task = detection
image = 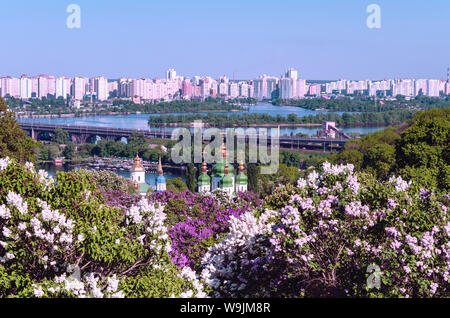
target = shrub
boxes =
[0,159,205,298]
[151,190,262,270]
[201,162,449,298]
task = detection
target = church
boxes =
[198,144,248,197]
[130,143,248,197]
[130,154,166,196]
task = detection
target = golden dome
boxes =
[132,154,145,172]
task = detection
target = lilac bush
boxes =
[0,159,206,298]
[201,162,449,298]
[100,189,141,210]
[151,190,262,269]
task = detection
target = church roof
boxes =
[236,161,247,185]
[138,183,150,194]
[212,159,234,177]
[156,174,166,184]
[132,154,145,172]
[221,174,234,188]
[198,173,211,185]
[236,173,248,185]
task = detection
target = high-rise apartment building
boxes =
[94,77,109,101]
[55,77,68,99]
[20,75,32,99]
[166,69,177,81]
[285,68,298,80]
[37,75,49,99]
[427,79,440,97]
[253,75,279,100]
[229,82,239,98]
[73,77,86,100]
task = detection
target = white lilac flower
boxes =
[388,176,412,192]
[180,290,194,298]
[6,191,28,215]
[2,227,12,238]
[346,175,360,194]
[111,291,125,298]
[322,162,354,176]
[0,205,11,220]
[106,275,120,294]
[297,178,307,189]
[37,170,55,190]
[307,171,319,189]
[25,162,35,172]
[0,157,12,171]
[137,235,145,245]
[33,285,44,297]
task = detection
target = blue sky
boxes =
[0,0,449,80]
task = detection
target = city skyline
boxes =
[0,0,449,79]
[2,67,449,101]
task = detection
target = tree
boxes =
[62,142,76,160]
[128,132,148,155]
[0,97,38,163]
[166,177,188,192]
[185,163,197,192]
[247,163,258,193]
[395,108,450,190]
[363,143,396,179]
[51,128,70,144]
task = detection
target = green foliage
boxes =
[256,164,299,197]
[330,108,449,191]
[272,96,450,112]
[149,109,417,128]
[247,164,258,192]
[280,150,330,169]
[363,143,396,179]
[62,142,76,160]
[87,169,137,194]
[166,177,188,192]
[0,97,38,163]
[185,164,197,192]
[51,128,70,145]
[395,108,450,191]
[37,143,61,161]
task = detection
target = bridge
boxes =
[19,122,351,151]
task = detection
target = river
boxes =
[18,102,385,136]
[38,162,184,187]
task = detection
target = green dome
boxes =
[198,173,211,185]
[235,173,248,185]
[221,174,234,188]
[212,160,234,177]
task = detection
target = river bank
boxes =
[16,108,245,119]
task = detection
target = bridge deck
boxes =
[19,122,352,145]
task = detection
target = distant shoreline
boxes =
[16,108,244,119]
